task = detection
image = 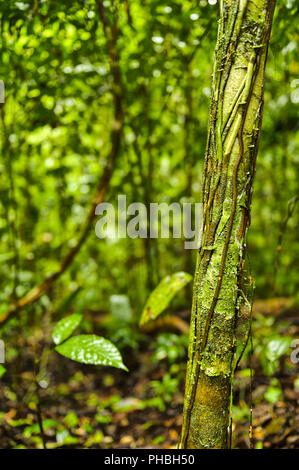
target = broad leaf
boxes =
[55,334,128,371]
[265,337,293,361]
[52,313,82,345]
[140,271,192,327]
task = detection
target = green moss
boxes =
[180,0,275,449]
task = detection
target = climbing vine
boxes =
[180,0,276,449]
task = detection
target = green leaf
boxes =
[24,419,59,437]
[140,272,192,326]
[264,386,282,404]
[55,334,128,371]
[0,365,6,378]
[52,313,82,345]
[265,337,293,362]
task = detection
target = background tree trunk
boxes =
[180,0,276,449]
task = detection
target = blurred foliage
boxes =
[140,272,192,326]
[152,332,188,364]
[0,0,298,333]
[0,0,298,449]
[252,313,294,376]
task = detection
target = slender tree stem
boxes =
[180,0,276,449]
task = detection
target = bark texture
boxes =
[180,0,276,449]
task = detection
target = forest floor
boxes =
[0,300,298,449]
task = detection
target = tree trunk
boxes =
[180,0,276,449]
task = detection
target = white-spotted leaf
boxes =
[52,313,82,345]
[55,334,128,371]
[140,271,192,327]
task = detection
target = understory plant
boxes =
[27,313,127,448]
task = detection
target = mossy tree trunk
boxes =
[180,0,276,449]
